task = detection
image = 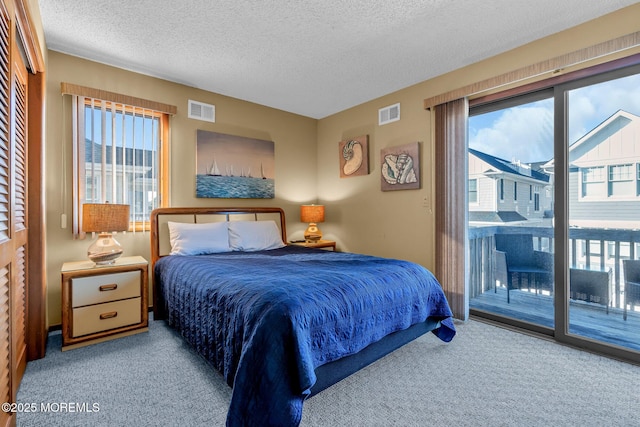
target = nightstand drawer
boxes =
[72,297,142,337]
[71,271,141,307]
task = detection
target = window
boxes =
[499,179,504,201]
[514,181,518,201]
[64,85,175,236]
[608,164,633,197]
[469,179,478,203]
[534,186,541,212]
[581,166,606,198]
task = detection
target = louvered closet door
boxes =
[0,3,12,423]
[10,42,28,396]
[0,1,29,423]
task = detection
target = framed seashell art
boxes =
[339,135,369,178]
[380,142,421,191]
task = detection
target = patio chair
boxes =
[569,268,610,314]
[622,259,640,321]
[494,234,553,303]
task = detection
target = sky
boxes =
[195,129,275,178]
[469,73,640,164]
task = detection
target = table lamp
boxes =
[300,204,325,242]
[82,203,130,265]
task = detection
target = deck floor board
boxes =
[470,287,640,351]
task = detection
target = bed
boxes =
[150,207,456,427]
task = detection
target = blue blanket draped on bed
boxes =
[154,246,456,427]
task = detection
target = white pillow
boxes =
[228,220,285,251]
[167,221,230,255]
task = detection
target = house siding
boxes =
[570,172,640,227]
[568,111,640,228]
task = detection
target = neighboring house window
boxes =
[514,181,518,201]
[469,179,478,204]
[534,186,540,212]
[66,88,175,237]
[499,179,504,201]
[608,163,634,197]
[529,184,532,201]
[581,166,605,198]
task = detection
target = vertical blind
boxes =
[70,94,169,238]
[434,98,469,320]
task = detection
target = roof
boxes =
[469,148,550,183]
[543,110,639,169]
[469,211,528,223]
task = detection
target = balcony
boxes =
[468,225,640,352]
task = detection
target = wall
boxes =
[43,4,640,326]
[44,52,318,325]
[315,4,640,271]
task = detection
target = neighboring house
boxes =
[542,110,640,230]
[468,148,553,224]
[543,110,640,268]
[84,140,158,220]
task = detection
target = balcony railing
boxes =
[468,225,640,310]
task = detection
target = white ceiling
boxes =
[38,0,637,119]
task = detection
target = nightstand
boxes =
[289,240,336,251]
[61,256,149,351]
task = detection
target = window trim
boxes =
[68,92,172,237]
[468,178,479,205]
[608,163,633,182]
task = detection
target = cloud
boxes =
[470,100,553,163]
[568,74,640,142]
[470,73,640,163]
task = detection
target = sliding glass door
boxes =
[564,72,640,351]
[468,62,640,358]
[468,92,555,331]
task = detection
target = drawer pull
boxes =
[99,284,118,292]
[99,311,118,320]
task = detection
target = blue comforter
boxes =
[154,246,455,426]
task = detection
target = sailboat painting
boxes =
[196,130,275,198]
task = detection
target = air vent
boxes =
[188,100,215,123]
[378,103,400,125]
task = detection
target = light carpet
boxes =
[16,317,639,426]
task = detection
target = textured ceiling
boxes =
[38,0,637,119]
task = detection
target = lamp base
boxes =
[304,223,322,242]
[87,233,124,265]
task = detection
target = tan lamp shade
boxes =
[82,203,130,233]
[301,205,325,242]
[300,204,325,224]
[82,203,130,265]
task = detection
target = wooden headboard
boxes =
[150,206,286,265]
[150,207,287,316]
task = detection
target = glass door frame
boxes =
[468,57,640,365]
[553,65,640,362]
